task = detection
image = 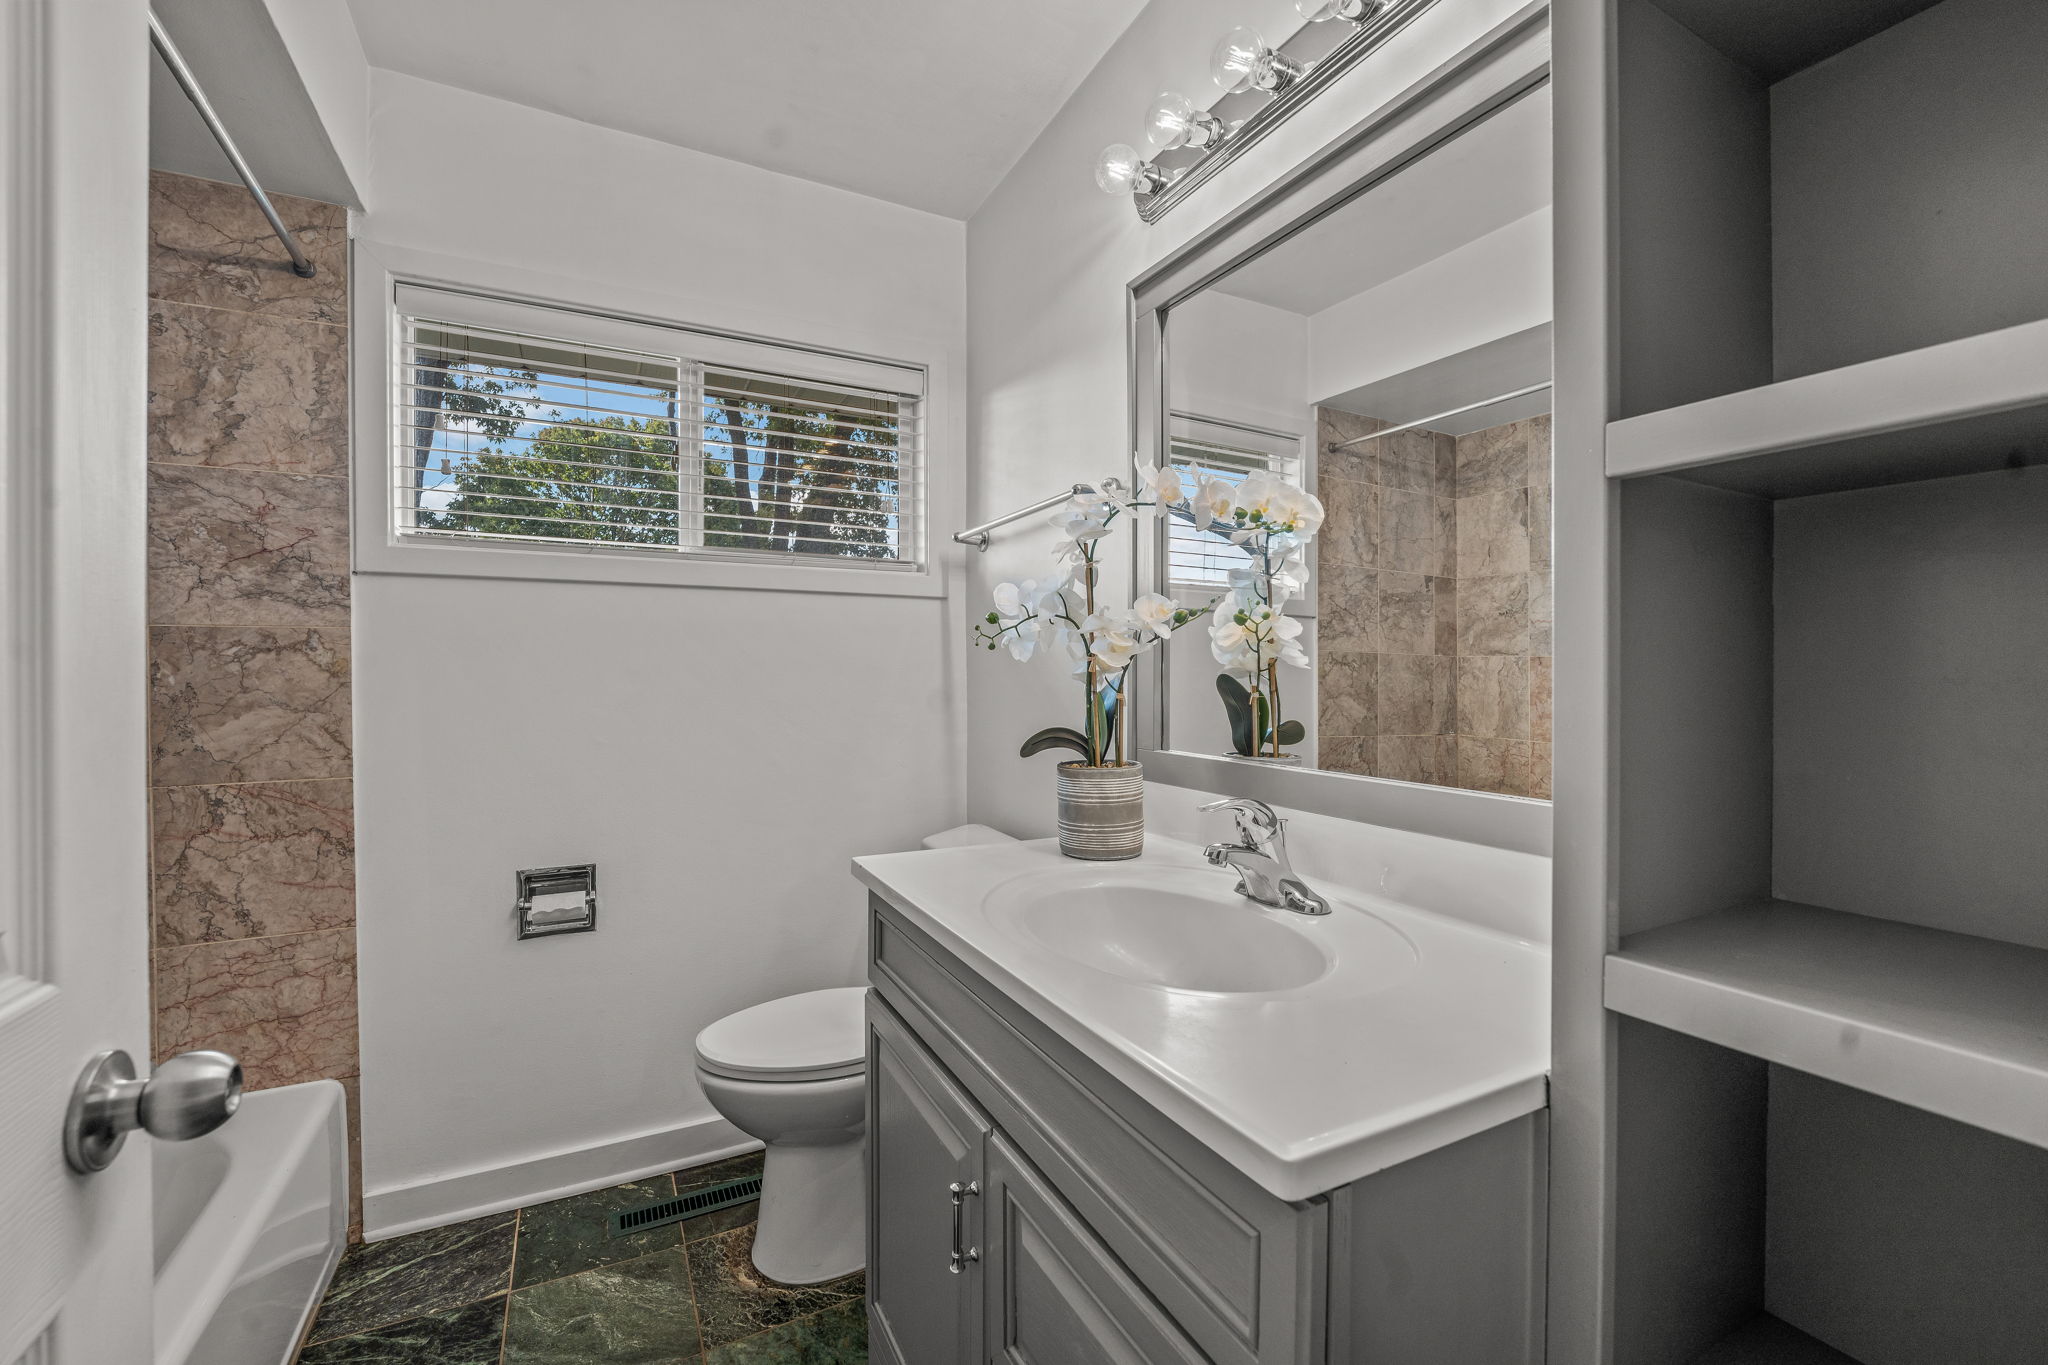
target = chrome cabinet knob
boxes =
[63,1048,242,1173]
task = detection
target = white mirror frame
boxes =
[1129,2,1554,857]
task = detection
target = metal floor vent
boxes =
[609,1176,763,1238]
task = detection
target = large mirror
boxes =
[1132,43,1552,839]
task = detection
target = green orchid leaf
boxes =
[1216,674,1254,756]
[1020,726,1092,759]
[1276,719,1305,746]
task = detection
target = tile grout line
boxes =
[145,293,349,328]
[498,1203,520,1365]
[150,775,353,792]
[147,459,350,483]
[153,922,356,955]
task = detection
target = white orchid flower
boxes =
[1002,614,1043,661]
[992,578,1037,619]
[1131,592,1180,640]
[1082,607,1149,669]
[1233,469,1281,518]
[1195,477,1234,530]
[1029,569,1074,614]
[1137,460,1193,507]
[1290,490,1326,538]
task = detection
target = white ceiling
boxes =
[341,0,1149,220]
[1214,86,1551,316]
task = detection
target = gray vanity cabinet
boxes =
[864,893,1548,1365]
[867,1000,990,1365]
[981,1132,1209,1365]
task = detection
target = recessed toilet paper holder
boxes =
[516,864,598,939]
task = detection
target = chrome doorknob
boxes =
[63,1048,242,1173]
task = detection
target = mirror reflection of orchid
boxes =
[975,482,1207,768]
[973,461,1324,766]
[1172,464,1323,760]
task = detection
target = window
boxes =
[1165,414,1305,597]
[391,286,924,572]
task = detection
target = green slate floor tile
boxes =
[674,1151,765,1194]
[503,1247,701,1365]
[676,1152,765,1243]
[705,1300,868,1364]
[513,1175,680,1288]
[686,1225,864,1351]
[309,1211,517,1342]
[297,1299,507,1365]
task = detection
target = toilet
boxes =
[694,986,869,1285]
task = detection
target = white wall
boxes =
[965,0,1543,839]
[353,71,967,1235]
[1168,289,1310,432]
[1307,207,1552,405]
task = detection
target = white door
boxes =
[0,1,157,1362]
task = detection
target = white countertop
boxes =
[854,834,1550,1202]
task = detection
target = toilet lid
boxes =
[695,987,868,1083]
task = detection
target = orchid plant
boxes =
[1181,465,1324,759]
[975,483,1205,768]
[973,461,1325,766]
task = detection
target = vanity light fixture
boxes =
[1094,0,1441,223]
[1095,142,1172,196]
[1144,91,1228,152]
[1210,26,1305,95]
[1295,0,1391,25]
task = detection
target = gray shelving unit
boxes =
[1551,0,2048,1361]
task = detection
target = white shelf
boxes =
[1606,316,2048,496]
[1605,900,2048,1151]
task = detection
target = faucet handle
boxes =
[1199,796,1283,846]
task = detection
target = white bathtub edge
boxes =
[156,1078,347,1365]
[361,1113,758,1241]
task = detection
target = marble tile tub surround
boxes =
[1313,409,1551,798]
[146,171,361,1229]
[296,1151,872,1364]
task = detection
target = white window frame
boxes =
[352,241,947,598]
[1165,412,1313,615]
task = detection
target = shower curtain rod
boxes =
[148,10,316,279]
[1325,381,1552,453]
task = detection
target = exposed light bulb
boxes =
[1295,0,1390,23]
[1210,26,1304,95]
[1143,91,1226,152]
[1094,143,1167,196]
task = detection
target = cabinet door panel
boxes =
[869,997,991,1365]
[984,1134,1208,1365]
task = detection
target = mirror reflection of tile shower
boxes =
[1313,409,1550,796]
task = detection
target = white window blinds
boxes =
[392,287,924,570]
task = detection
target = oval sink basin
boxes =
[1016,886,1331,992]
[983,866,1416,996]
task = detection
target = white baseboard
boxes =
[362,1114,760,1241]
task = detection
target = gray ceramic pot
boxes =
[1056,761,1144,861]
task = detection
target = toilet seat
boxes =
[695,986,868,1083]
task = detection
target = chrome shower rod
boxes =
[1325,381,1552,453]
[148,10,316,279]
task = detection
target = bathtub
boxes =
[153,1078,348,1365]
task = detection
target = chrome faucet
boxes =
[1199,797,1331,916]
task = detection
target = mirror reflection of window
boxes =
[1165,416,1304,599]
